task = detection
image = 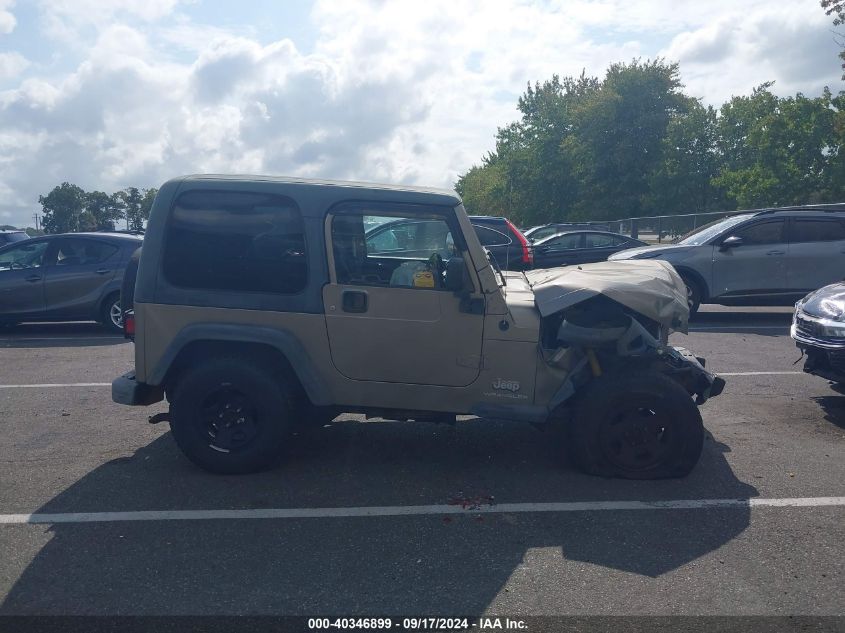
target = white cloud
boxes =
[0,52,28,80]
[0,0,15,34]
[0,0,841,227]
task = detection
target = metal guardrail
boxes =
[580,203,845,243]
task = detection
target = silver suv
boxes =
[609,205,845,313]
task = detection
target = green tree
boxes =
[119,187,144,232]
[139,188,158,227]
[39,183,87,234]
[564,59,688,219]
[85,190,125,231]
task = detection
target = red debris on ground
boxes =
[446,491,496,511]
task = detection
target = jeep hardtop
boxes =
[113,175,724,478]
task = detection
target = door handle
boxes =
[25,274,41,282]
[341,289,368,313]
[95,268,110,275]
[766,250,785,256]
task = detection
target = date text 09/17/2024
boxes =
[307,617,528,630]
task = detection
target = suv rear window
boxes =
[163,191,307,294]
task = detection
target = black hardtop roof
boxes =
[174,174,462,207]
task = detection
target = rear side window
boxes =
[585,233,625,248]
[473,225,512,247]
[56,238,118,266]
[546,233,582,249]
[790,218,845,243]
[164,190,307,294]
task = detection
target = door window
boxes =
[790,219,845,243]
[56,239,118,266]
[0,241,49,271]
[545,234,583,249]
[337,213,456,289]
[731,220,786,245]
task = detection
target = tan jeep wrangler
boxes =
[113,175,724,479]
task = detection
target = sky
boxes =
[0,0,842,228]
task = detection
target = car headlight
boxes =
[818,323,845,338]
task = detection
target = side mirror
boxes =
[720,235,743,250]
[445,257,469,292]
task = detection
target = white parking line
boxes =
[0,382,112,389]
[718,371,804,377]
[1,496,843,525]
[688,325,789,331]
[0,336,124,343]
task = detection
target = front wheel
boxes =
[567,371,704,479]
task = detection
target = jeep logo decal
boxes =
[493,379,520,392]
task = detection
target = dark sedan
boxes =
[0,232,143,332]
[532,230,647,267]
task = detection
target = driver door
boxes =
[323,204,484,386]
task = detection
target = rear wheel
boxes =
[169,356,294,474]
[101,293,123,333]
[568,371,704,479]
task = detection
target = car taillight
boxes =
[124,311,135,339]
[506,220,533,265]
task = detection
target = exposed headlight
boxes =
[818,323,845,338]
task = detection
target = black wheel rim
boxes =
[200,385,260,453]
[599,397,674,472]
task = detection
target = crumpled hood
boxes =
[525,260,690,332]
[801,283,845,321]
[609,243,691,260]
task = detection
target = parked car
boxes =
[0,232,143,332]
[468,216,533,270]
[0,230,28,246]
[524,222,610,242]
[608,204,845,314]
[791,283,845,386]
[112,174,722,479]
[533,230,647,267]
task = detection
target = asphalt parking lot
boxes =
[0,307,843,619]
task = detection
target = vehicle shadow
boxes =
[0,322,124,349]
[691,309,793,326]
[0,417,757,615]
[811,394,845,431]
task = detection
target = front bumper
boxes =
[791,309,845,383]
[663,346,726,404]
[112,371,164,406]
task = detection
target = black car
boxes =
[468,216,533,270]
[0,230,28,246]
[0,232,143,332]
[791,283,845,386]
[532,230,647,267]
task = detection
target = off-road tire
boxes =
[100,292,123,333]
[679,274,702,316]
[568,370,704,479]
[169,356,295,474]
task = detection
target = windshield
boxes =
[676,214,753,246]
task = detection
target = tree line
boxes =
[456,59,845,228]
[33,183,158,234]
